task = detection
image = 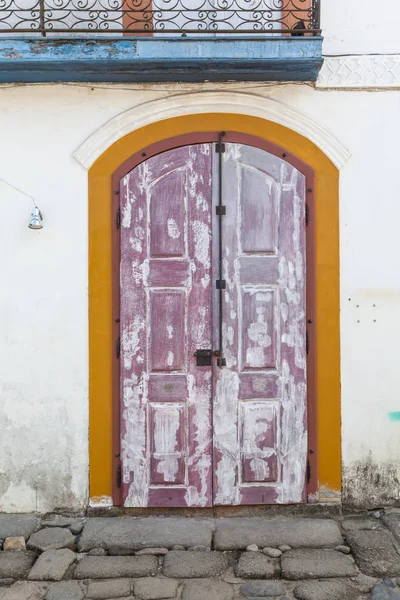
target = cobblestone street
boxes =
[1,511,400,599]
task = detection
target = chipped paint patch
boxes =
[121,317,145,370]
[122,373,149,507]
[166,351,174,367]
[278,360,307,503]
[316,485,342,503]
[214,369,240,505]
[167,218,181,239]
[89,495,113,507]
[154,407,180,482]
[242,403,276,481]
[192,220,211,269]
[185,373,212,507]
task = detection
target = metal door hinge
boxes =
[116,207,121,229]
[216,279,226,290]
[117,463,122,488]
[116,337,121,359]
[306,330,309,355]
[216,205,226,216]
[215,142,225,153]
[307,459,311,484]
[305,203,309,226]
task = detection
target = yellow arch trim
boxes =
[89,113,341,503]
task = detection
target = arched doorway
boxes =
[112,133,314,508]
[87,114,341,508]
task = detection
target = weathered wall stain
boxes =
[343,454,400,509]
[0,383,87,512]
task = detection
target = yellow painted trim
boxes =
[89,114,341,501]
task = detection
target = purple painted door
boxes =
[119,142,307,507]
[120,144,214,507]
[212,143,307,505]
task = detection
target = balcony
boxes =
[0,0,322,82]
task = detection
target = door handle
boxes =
[194,349,212,366]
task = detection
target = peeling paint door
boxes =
[119,141,307,507]
[212,143,307,505]
[120,144,214,507]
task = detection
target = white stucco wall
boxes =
[0,81,400,512]
[322,0,400,55]
[0,0,400,512]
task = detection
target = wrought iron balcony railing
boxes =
[0,0,320,35]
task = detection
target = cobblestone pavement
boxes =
[1,510,400,599]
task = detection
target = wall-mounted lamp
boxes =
[0,178,44,230]
[29,206,43,230]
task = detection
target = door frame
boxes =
[110,132,317,507]
[88,113,341,508]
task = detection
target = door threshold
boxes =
[87,503,343,519]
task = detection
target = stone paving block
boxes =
[27,528,76,552]
[240,580,285,596]
[86,578,132,598]
[346,530,400,577]
[0,515,38,540]
[69,522,85,535]
[89,548,108,556]
[342,519,380,531]
[335,545,351,554]
[163,550,228,578]
[135,548,169,556]
[79,518,213,554]
[371,583,400,599]
[28,549,76,581]
[214,518,343,550]
[354,574,378,593]
[4,536,26,551]
[181,579,233,600]
[134,577,180,599]
[46,580,85,600]
[382,513,400,544]
[281,549,357,579]
[41,516,76,528]
[105,597,135,600]
[0,550,37,578]
[74,556,158,579]
[263,548,282,558]
[293,579,364,600]
[236,553,281,579]
[221,567,245,584]
[0,580,49,600]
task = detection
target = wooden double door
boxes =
[117,138,308,507]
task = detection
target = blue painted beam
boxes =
[0,37,323,83]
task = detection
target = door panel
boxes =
[212,143,307,505]
[120,144,213,507]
